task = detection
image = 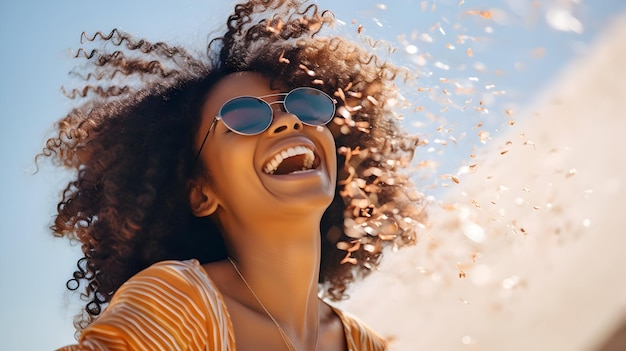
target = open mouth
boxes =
[263,145,320,175]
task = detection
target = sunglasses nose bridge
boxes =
[265,99,288,113]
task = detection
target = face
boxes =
[192,72,337,227]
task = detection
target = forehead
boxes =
[205,72,283,106]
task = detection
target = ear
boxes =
[187,178,219,217]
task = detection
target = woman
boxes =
[44,0,424,349]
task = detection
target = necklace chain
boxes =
[227,257,297,351]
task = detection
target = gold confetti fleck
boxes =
[347,91,362,100]
[357,24,363,34]
[500,149,509,155]
[532,47,547,58]
[502,276,521,289]
[466,10,493,19]
[474,105,487,112]
[467,48,473,57]
[508,120,516,126]
[435,61,450,70]
[336,241,351,251]
[479,135,492,149]
[334,87,346,102]
[461,336,475,345]
[366,95,379,105]
[278,50,290,64]
[459,270,466,278]
[340,256,358,265]
[265,18,284,34]
[298,64,315,76]
[533,206,541,210]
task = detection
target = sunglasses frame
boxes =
[195,87,336,161]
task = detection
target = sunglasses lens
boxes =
[219,97,273,135]
[285,88,335,126]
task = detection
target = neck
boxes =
[221,212,322,348]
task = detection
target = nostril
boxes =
[273,125,288,133]
[293,123,301,130]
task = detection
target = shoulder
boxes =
[66,259,235,350]
[132,259,209,283]
[331,306,390,351]
[113,259,222,309]
[113,259,234,333]
[126,259,215,294]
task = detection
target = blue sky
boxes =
[1,0,625,349]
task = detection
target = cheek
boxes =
[321,129,338,176]
[205,139,257,186]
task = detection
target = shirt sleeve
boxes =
[332,307,390,351]
[55,260,235,351]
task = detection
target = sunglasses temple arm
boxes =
[194,117,218,161]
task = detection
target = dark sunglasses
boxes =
[195,87,336,159]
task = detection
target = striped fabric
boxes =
[56,260,389,351]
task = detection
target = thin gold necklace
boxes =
[227,257,298,351]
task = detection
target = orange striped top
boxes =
[56,260,389,350]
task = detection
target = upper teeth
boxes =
[264,146,315,174]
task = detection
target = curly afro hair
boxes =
[39,0,426,332]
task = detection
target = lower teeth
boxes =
[290,169,312,174]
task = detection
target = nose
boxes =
[267,110,303,135]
